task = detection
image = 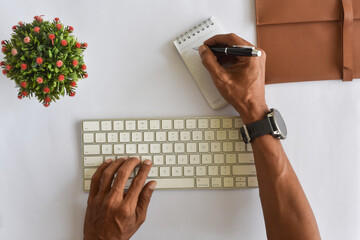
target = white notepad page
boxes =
[174,17,228,110]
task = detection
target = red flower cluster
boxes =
[34,27,40,33]
[61,40,67,46]
[1,40,5,45]
[43,87,50,93]
[69,92,76,97]
[54,17,60,22]
[68,26,74,32]
[56,60,63,68]
[20,81,27,88]
[75,42,81,48]
[58,75,65,81]
[72,59,78,66]
[21,63,27,70]
[36,57,43,64]
[70,81,77,87]
[2,46,6,52]
[48,34,55,45]
[56,24,62,30]
[12,25,17,30]
[34,15,43,23]
[37,77,43,84]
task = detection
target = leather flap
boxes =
[256,0,360,25]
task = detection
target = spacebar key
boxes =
[149,178,194,189]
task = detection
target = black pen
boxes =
[193,45,261,57]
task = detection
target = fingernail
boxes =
[143,159,152,165]
[149,181,157,190]
[199,45,206,55]
[105,159,112,163]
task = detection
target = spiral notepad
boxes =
[174,17,228,110]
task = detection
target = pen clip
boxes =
[232,45,255,50]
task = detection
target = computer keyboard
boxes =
[81,116,258,190]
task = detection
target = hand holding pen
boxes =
[193,45,262,57]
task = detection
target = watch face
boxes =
[273,109,287,138]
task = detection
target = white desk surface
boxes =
[0,0,359,239]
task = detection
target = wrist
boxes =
[235,102,269,124]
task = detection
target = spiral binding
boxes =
[176,17,215,45]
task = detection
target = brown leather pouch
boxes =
[255,0,359,84]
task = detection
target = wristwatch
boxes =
[240,108,287,143]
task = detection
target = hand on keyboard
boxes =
[199,33,268,124]
[84,158,157,240]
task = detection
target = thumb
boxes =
[136,181,156,223]
[199,45,226,79]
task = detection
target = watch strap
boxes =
[241,117,273,143]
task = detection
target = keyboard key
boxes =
[196,166,206,176]
[235,142,246,152]
[137,120,148,130]
[84,168,97,178]
[197,178,210,187]
[144,132,155,141]
[238,153,254,163]
[235,177,246,182]
[186,143,197,152]
[153,155,164,165]
[232,165,257,175]
[125,144,136,154]
[156,132,166,141]
[198,119,209,129]
[150,143,161,153]
[107,133,118,142]
[248,177,258,187]
[180,131,191,141]
[223,142,233,152]
[198,142,209,152]
[214,154,224,163]
[210,142,221,152]
[149,120,160,130]
[166,155,176,165]
[148,167,158,177]
[95,133,106,143]
[174,119,184,129]
[222,118,233,128]
[174,143,185,153]
[120,132,130,142]
[101,121,112,131]
[162,120,172,129]
[210,119,221,128]
[84,180,91,190]
[83,121,99,131]
[211,178,222,187]
[192,131,203,140]
[208,166,219,176]
[140,155,152,161]
[220,166,231,175]
[152,178,194,189]
[168,131,179,141]
[234,118,242,128]
[114,144,125,154]
[236,182,247,187]
[201,154,212,164]
[225,154,236,163]
[186,119,196,129]
[125,120,136,130]
[172,167,182,176]
[184,166,194,176]
[138,144,149,154]
[159,167,170,176]
[102,145,112,154]
[216,131,227,140]
[113,120,124,130]
[83,133,94,143]
[224,177,234,187]
[204,131,215,140]
[178,155,188,164]
[228,130,239,140]
[84,145,100,155]
[162,143,173,153]
[84,156,103,166]
[132,132,142,142]
[189,155,200,164]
